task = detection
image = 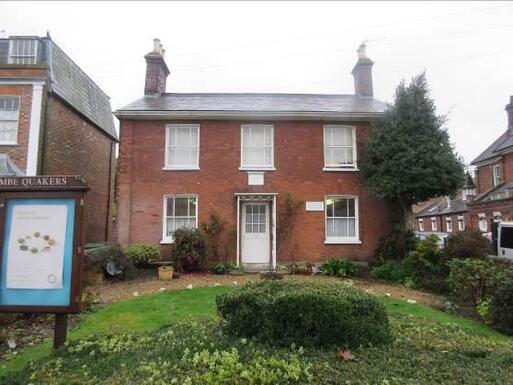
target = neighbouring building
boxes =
[0,34,118,242]
[414,95,513,239]
[114,39,392,270]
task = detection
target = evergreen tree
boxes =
[360,73,465,238]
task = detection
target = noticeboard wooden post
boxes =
[0,175,88,348]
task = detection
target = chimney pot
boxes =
[144,39,170,97]
[351,42,374,98]
[506,95,513,132]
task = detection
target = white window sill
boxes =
[323,167,358,172]
[324,239,362,245]
[239,166,275,171]
[160,239,174,244]
[0,142,18,146]
[162,167,200,171]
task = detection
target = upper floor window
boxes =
[165,124,199,170]
[8,39,37,65]
[163,195,198,242]
[240,124,274,170]
[325,196,359,243]
[431,217,437,232]
[457,216,465,231]
[493,164,502,186]
[446,217,452,232]
[323,125,356,170]
[0,96,20,144]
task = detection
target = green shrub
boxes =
[125,243,160,266]
[444,229,492,259]
[216,280,391,347]
[320,258,358,277]
[491,278,513,335]
[211,261,236,274]
[286,262,314,275]
[374,228,418,261]
[370,260,411,283]
[172,228,206,272]
[446,258,509,306]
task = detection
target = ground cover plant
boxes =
[2,283,512,384]
[319,258,358,277]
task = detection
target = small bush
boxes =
[216,280,391,347]
[370,260,411,283]
[491,278,513,335]
[446,258,509,306]
[125,243,160,266]
[445,229,492,259]
[172,228,206,272]
[320,258,358,277]
[211,261,236,274]
[374,228,418,261]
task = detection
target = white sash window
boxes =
[323,125,357,170]
[0,96,20,144]
[163,195,198,242]
[325,196,359,243]
[165,124,200,170]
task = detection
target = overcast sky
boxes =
[2,1,513,165]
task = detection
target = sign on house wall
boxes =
[305,201,324,211]
[0,176,88,348]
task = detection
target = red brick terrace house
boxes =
[414,96,513,239]
[467,95,513,232]
[0,34,118,242]
[115,39,392,270]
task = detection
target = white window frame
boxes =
[457,216,465,231]
[323,125,357,171]
[164,124,200,170]
[324,195,360,244]
[0,96,20,145]
[8,39,38,65]
[431,217,437,232]
[418,219,424,232]
[446,217,452,232]
[493,164,502,186]
[161,194,198,243]
[478,213,488,232]
[239,124,275,170]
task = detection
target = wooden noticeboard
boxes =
[0,175,88,347]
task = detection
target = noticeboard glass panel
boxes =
[0,198,75,307]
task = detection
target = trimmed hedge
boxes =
[491,278,513,335]
[216,280,391,347]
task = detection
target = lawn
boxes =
[1,285,512,384]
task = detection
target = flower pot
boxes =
[158,266,174,281]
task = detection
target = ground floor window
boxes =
[418,218,424,231]
[479,214,487,232]
[431,217,437,231]
[163,195,197,242]
[325,196,359,243]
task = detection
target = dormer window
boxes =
[8,39,37,65]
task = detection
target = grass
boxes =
[1,285,511,383]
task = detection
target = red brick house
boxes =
[0,34,118,242]
[414,95,513,240]
[115,39,392,270]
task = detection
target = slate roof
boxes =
[471,130,513,165]
[415,197,468,218]
[48,40,117,140]
[471,182,513,204]
[117,93,387,115]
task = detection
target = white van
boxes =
[498,221,513,260]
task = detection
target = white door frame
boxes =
[235,193,277,270]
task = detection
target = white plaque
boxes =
[306,201,324,211]
[6,205,68,289]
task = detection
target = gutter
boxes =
[114,110,384,122]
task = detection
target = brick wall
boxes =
[44,96,114,242]
[474,152,513,194]
[116,119,392,263]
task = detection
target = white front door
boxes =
[241,202,270,269]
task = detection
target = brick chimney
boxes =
[144,38,170,97]
[506,95,513,133]
[351,42,374,98]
